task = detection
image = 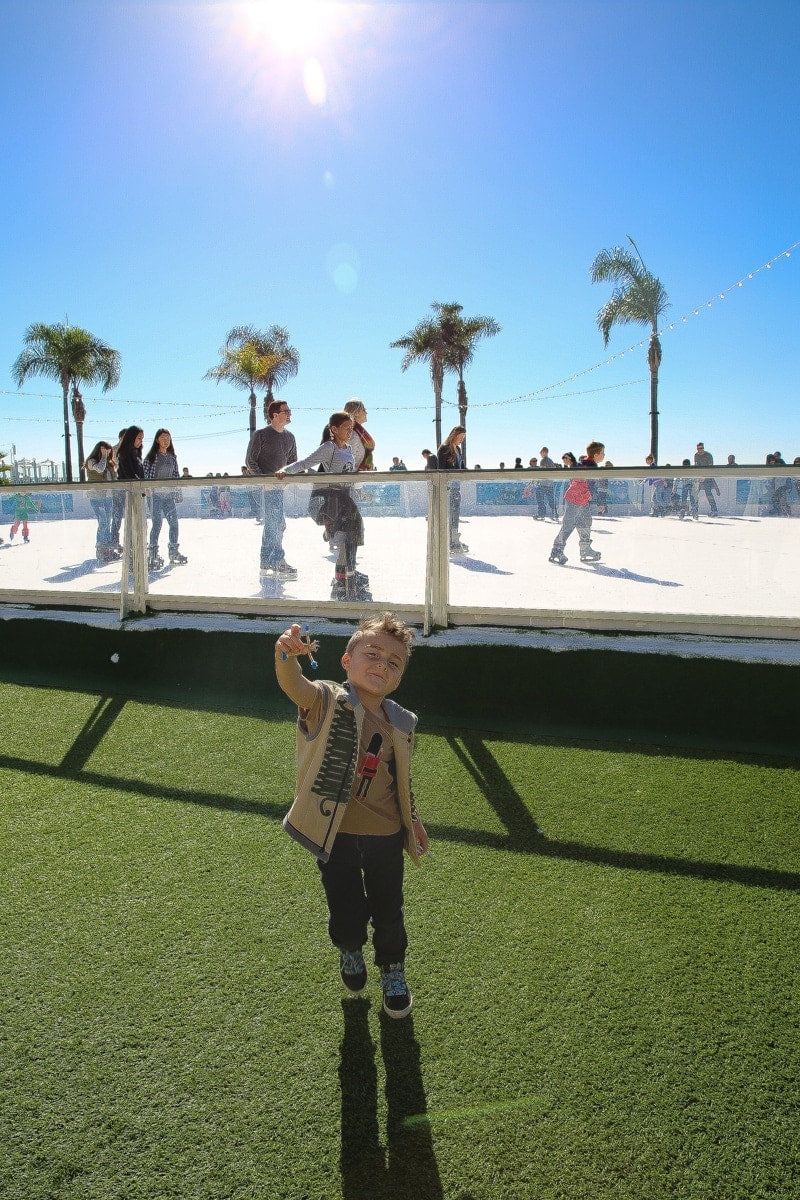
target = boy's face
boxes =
[592,448,606,464]
[342,631,407,704]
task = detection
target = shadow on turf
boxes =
[2,707,797,894]
[442,732,800,894]
[339,999,445,1200]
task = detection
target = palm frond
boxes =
[591,244,670,343]
[12,322,120,390]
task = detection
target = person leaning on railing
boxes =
[84,440,121,565]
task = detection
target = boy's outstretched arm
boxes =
[275,623,319,710]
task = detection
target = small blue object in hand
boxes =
[282,625,319,668]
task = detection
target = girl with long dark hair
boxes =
[84,440,120,564]
[143,428,187,569]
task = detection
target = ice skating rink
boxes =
[2,505,798,624]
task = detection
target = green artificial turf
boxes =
[1,681,798,1200]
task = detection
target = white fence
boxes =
[0,468,798,638]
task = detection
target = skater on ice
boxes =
[245,400,298,580]
[549,441,606,566]
[277,411,370,600]
[143,429,188,569]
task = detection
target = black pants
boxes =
[318,830,407,968]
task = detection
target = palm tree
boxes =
[11,322,121,483]
[440,303,500,461]
[391,301,500,452]
[223,325,299,422]
[204,343,282,437]
[590,237,669,462]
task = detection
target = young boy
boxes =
[548,440,605,565]
[275,613,428,1019]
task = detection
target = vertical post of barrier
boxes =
[424,478,435,635]
[432,473,449,628]
[119,486,131,620]
[119,485,148,616]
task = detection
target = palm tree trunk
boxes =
[434,378,442,450]
[72,388,87,482]
[649,368,659,463]
[61,375,73,483]
[433,352,444,449]
[249,389,257,437]
[648,333,662,463]
[457,378,468,468]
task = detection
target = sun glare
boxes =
[242,0,338,56]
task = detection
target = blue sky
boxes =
[1,0,798,475]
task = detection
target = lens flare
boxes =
[326,243,360,294]
[304,56,327,107]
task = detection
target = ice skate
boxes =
[168,547,188,565]
[549,548,568,565]
[148,548,164,571]
[272,559,297,580]
[580,547,601,562]
[347,571,372,600]
[330,566,371,601]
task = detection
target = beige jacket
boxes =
[283,680,420,865]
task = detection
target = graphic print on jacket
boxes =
[355,732,383,799]
[313,700,358,816]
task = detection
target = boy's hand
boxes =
[413,818,429,855]
[276,623,306,659]
[275,624,319,709]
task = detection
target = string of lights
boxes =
[464,238,799,410]
[1,239,796,424]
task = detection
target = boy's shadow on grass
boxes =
[339,999,445,1200]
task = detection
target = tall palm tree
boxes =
[204,344,282,437]
[11,322,121,483]
[440,303,500,461]
[590,237,669,462]
[391,301,500,452]
[224,325,299,421]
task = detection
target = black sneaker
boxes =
[340,949,367,994]
[380,962,413,1018]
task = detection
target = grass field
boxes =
[1,679,798,1200]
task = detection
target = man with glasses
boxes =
[246,401,298,579]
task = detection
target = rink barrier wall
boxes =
[1,467,798,638]
[0,611,797,758]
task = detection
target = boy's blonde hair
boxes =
[346,612,415,661]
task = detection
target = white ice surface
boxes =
[2,504,799,664]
